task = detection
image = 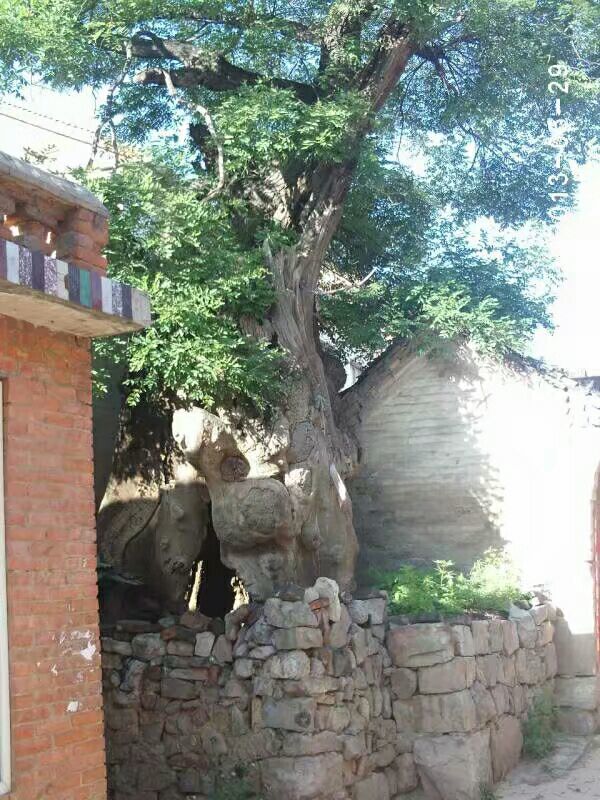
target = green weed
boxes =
[372,548,531,617]
[480,785,498,800]
[523,691,556,759]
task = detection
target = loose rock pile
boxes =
[102,580,565,800]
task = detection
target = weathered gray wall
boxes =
[341,345,600,664]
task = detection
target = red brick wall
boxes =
[0,314,106,800]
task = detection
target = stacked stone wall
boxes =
[102,582,588,800]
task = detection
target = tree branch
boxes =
[161,70,225,202]
[173,9,319,43]
[358,19,415,111]
[146,6,319,43]
[319,1,378,78]
[88,42,132,169]
[129,32,322,104]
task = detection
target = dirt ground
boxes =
[498,737,600,799]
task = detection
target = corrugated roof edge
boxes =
[0,151,108,217]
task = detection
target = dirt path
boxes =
[498,738,600,799]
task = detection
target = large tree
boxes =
[1,0,598,597]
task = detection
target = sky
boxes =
[1,85,599,376]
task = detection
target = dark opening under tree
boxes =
[1,0,598,596]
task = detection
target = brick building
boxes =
[0,152,150,799]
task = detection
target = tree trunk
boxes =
[171,164,360,599]
[99,20,416,604]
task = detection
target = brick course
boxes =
[0,314,106,800]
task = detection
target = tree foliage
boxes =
[87,150,283,409]
[1,0,598,407]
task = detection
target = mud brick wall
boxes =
[101,578,580,800]
[1,314,106,800]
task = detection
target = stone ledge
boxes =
[0,238,150,337]
[0,151,108,216]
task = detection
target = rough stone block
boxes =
[329,605,352,649]
[371,742,396,769]
[169,667,210,682]
[511,684,527,716]
[354,596,387,626]
[160,678,196,700]
[263,698,316,732]
[167,640,194,657]
[264,598,319,629]
[104,638,133,656]
[476,654,500,687]
[386,624,454,668]
[416,690,478,734]
[286,676,339,697]
[452,625,475,657]
[419,657,476,694]
[132,633,165,661]
[555,708,599,736]
[537,621,554,647]
[491,684,511,716]
[194,631,215,658]
[394,753,418,794]
[282,731,341,756]
[499,656,517,687]
[348,600,370,625]
[545,642,558,679]
[249,644,277,660]
[333,648,357,677]
[353,772,390,800]
[315,704,351,733]
[273,627,324,651]
[269,650,311,680]
[414,729,492,800]
[223,677,248,698]
[213,634,233,664]
[554,619,597,677]
[260,753,344,800]
[471,621,490,655]
[489,621,504,653]
[516,615,537,649]
[490,715,523,782]
[554,676,599,711]
[470,681,497,727]
[314,577,342,622]
[501,621,519,656]
[515,649,544,685]
[390,668,418,699]
[233,658,255,679]
[341,733,368,760]
[530,604,549,625]
[349,625,369,665]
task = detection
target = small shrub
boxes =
[480,785,498,800]
[372,548,531,617]
[523,692,556,759]
[213,775,263,800]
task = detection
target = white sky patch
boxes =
[0,87,598,375]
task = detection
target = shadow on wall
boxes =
[342,345,506,586]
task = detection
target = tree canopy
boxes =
[1,0,598,408]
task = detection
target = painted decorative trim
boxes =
[0,238,151,328]
[0,383,10,796]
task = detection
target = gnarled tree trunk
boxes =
[99,12,416,605]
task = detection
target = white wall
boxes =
[342,345,600,649]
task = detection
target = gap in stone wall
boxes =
[194,514,237,619]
